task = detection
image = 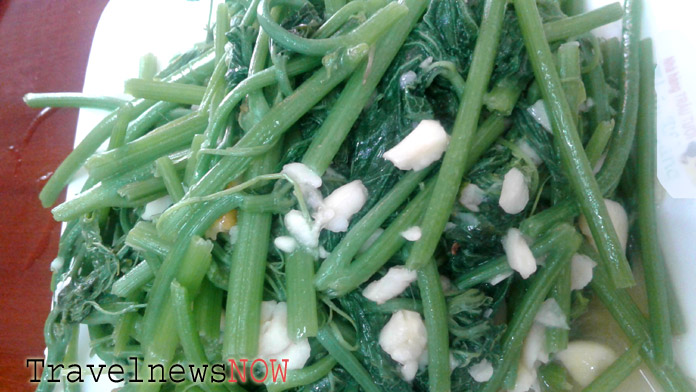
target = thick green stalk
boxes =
[223,34,281,360]
[112,259,157,298]
[139,52,158,80]
[108,103,134,149]
[602,37,622,84]
[170,282,230,392]
[117,177,168,203]
[286,249,319,340]
[316,326,381,392]
[23,93,127,110]
[558,41,586,128]
[484,78,524,116]
[138,236,212,392]
[583,50,612,130]
[544,3,624,42]
[215,4,230,62]
[636,38,673,367]
[585,120,614,167]
[124,78,206,105]
[223,204,274,360]
[113,293,141,356]
[595,0,642,196]
[39,105,141,207]
[85,113,207,181]
[418,259,450,392]
[155,156,185,202]
[194,279,223,339]
[538,362,573,392]
[405,0,508,271]
[184,134,205,187]
[125,101,180,142]
[51,164,157,222]
[562,0,585,16]
[323,0,346,16]
[546,263,571,353]
[126,221,173,257]
[514,0,635,288]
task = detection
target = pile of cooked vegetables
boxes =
[26,0,695,390]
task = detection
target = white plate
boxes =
[56,0,696,390]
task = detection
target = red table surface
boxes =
[0,1,109,390]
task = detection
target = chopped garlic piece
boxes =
[570,253,597,290]
[528,100,552,132]
[578,199,628,252]
[282,163,324,210]
[142,194,173,221]
[449,353,459,372]
[383,120,449,171]
[439,275,454,294]
[499,167,529,214]
[521,323,549,370]
[282,162,322,189]
[510,363,539,392]
[284,210,319,248]
[557,341,617,387]
[468,359,494,383]
[489,272,513,286]
[258,301,311,370]
[50,257,64,273]
[274,236,298,253]
[363,267,417,304]
[400,71,418,89]
[401,226,422,241]
[459,183,485,212]
[379,310,428,381]
[503,228,537,279]
[518,140,543,166]
[535,299,569,329]
[317,180,368,232]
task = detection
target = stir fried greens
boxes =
[25,0,695,391]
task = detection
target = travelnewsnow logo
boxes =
[26,357,289,384]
